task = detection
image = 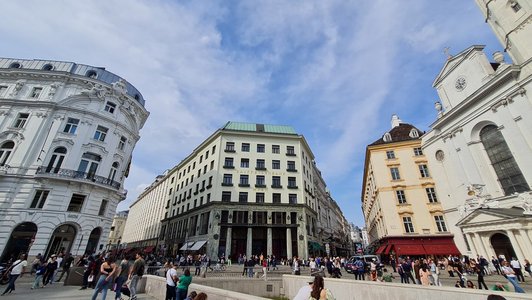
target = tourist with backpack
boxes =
[129,252,145,300]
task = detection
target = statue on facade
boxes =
[9,79,26,97]
[519,192,532,215]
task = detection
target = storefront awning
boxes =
[188,241,207,251]
[423,243,460,255]
[375,245,386,254]
[394,244,426,256]
[383,244,393,255]
[144,246,155,253]
[179,242,195,251]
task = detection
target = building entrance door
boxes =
[1,222,37,262]
[45,224,77,258]
[490,233,516,260]
[85,227,102,254]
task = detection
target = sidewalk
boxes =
[0,275,157,300]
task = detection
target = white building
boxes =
[125,121,350,260]
[422,0,532,261]
[0,58,149,261]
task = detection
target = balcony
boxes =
[224,149,236,153]
[221,182,233,187]
[35,167,120,190]
[271,184,282,189]
[286,152,296,157]
[238,183,250,187]
[287,168,298,172]
[288,185,299,189]
[223,165,235,169]
[255,184,266,188]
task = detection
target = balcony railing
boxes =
[36,167,121,190]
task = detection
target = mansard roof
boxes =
[369,123,423,146]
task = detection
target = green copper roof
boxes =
[223,121,297,135]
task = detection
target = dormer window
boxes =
[510,1,521,12]
[86,70,97,78]
[9,62,21,69]
[409,129,419,138]
[42,64,54,71]
[383,133,392,142]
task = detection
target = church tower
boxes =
[474,0,531,65]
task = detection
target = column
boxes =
[246,227,252,258]
[515,229,532,259]
[465,233,477,255]
[474,232,488,259]
[506,230,525,261]
[267,227,273,256]
[480,235,495,258]
[225,227,232,260]
[286,228,292,259]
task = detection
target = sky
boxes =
[0,0,503,226]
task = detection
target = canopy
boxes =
[375,245,386,254]
[188,241,207,251]
[179,242,195,251]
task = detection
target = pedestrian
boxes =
[30,254,42,275]
[293,257,300,276]
[32,261,46,289]
[525,259,532,278]
[402,260,416,284]
[476,266,488,290]
[176,268,192,300]
[390,256,396,273]
[128,252,146,300]
[165,263,178,300]
[43,254,58,286]
[80,255,96,290]
[492,256,502,275]
[91,256,117,300]
[261,258,267,279]
[194,292,208,300]
[419,264,431,286]
[185,291,197,300]
[114,257,130,300]
[501,261,525,293]
[293,277,314,300]
[56,253,74,282]
[309,275,334,300]
[510,257,525,283]
[429,259,441,286]
[1,254,27,295]
[53,253,63,283]
[466,280,476,289]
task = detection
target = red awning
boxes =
[423,243,460,255]
[375,245,386,254]
[383,244,393,255]
[144,246,155,253]
[394,244,426,256]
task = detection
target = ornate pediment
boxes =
[433,45,485,87]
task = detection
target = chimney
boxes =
[391,114,402,128]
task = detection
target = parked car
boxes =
[344,255,381,274]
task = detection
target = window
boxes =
[256,175,265,187]
[272,176,281,188]
[286,146,295,156]
[289,194,297,204]
[63,118,79,134]
[93,125,108,142]
[212,145,216,153]
[288,177,297,188]
[45,147,67,173]
[253,211,267,225]
[257,144,265,153]
[256,159,265,170]
[9,62,21,69]
[386,150,395,159]
[13,113,29,128]
[239,175,249,186]
[104,101,116,113]
[256,193,265,203]
[419,164,430,178]
[239,192,248,203]
[272,145,280,154]
[77,152,101,178]
[409,129,419,138]
[30,190,49,209]
[402,216,414,233]
[287,161,296,171]
[0,141,14,166]
[210,161,214,170]
[42,64,54,71]
[480,125,529,195]
[241,143,250,152]
[240,158,249,168]
[118,136,127,150]
[511,1,521,12]
[383,133,392,142]
[98,199,108,216]
[67,194,85,212]
[86,70,97,78]
[272,160,280,169]
[222,174,233,186]
[426,187,438,203]
[272,193,281,203]
[225,142,235,152]
[414,147,423,156]
[30,87,43,98]
[223,157,234,168]
[434,215,448,232]
[396,190,407,204]
[222,191,231,202]
[390,167,401,180]
[108,162,119,182]
[0,86,8,96]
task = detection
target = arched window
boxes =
[480,125,529,195]
[0,141,15,166]
[42,64,54,71]
[46,147,67,173]
[85,70,97,78]
[108,162,119,182]
[77,152,101,179]
[9,62,21,69]
[409,129,419,138]
[383,133,392,142]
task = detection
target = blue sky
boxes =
[1,1,503,226]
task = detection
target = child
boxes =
[381,272,395,282]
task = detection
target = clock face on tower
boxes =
[455,76,467,91]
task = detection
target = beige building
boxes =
[107,210,128,250]
[362,116,459,258]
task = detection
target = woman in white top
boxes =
[501,261,525,293]
[2,254,27,295]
